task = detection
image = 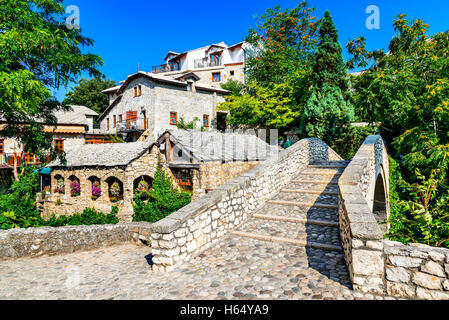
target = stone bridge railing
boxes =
[338,135,390,295]
[339,135,449,300]
[150,138,343,271]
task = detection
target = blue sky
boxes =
[55,0,449,101]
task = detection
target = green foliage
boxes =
[347,15,449,247]
[218,2,319,133]
[43,207,119,228]
[176,117,200,130]
[107,133,125,143]
[0,167,119,229]
[301,11,356,157]
[218,77,305,131]
[63,78,116,115]
[387,166,449,248]
[133,168,192,223]
[245,1,319,85]
[0,0,103,161]
[220,79,245,96]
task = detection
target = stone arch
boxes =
[373,169,389,233]
[53,174,65,194]
[105,176,123,202]
[68,175,81,197]
[88,176,102,200]
[133,175,153,199]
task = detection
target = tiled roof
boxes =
[167,129,280,162]
[48,140,154,168]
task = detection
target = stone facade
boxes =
[149,138,342,272]
[384,241,449,299]
[193,161,260,199]
[99,73,227,141]
[338,135,389,295]
[0,222,152,261]
[42,145,169,222]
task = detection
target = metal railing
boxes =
[0,153,43,168]
[151,63,180,74]
[115,118,149,133]
[194,57,222,69]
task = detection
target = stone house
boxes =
[41,129,279,221]
[0,105,99,193]
[42,140,170,222]
[98,71,230,142]
[158,129,280,199]
[150,41,248,88]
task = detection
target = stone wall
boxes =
[384,241,449,299]
[0,222,152,261]
[42,145,169,222]
[150,138,343,271]
[192,161,261,199]
[338,135,389,295]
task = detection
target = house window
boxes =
[188,83,193,92]
[54,139,64,152]
[0,139,4,154]
[170,112,177,125]
[107,118,110,131]
[119,115,123,123]
[172,169,193,191]
[134,85,142,97]
[230,70,235,76]
[142,111,147,130]
[203,115,209,127]
[212,72,221,82]
[134,87,137,97]
[113,115,117,128]
[138,85,142,96]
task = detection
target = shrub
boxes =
[133,168,191,223]
[43,207,119,227]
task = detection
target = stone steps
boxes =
[253,213,339,228]
[280,189,339,196]
[231,231,343,252]
[267,200,338,209]
[232,162,346,253]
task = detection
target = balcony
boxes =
[115,118,148,133]
[0,153,44,168]
[194,57,223,69]
[151,63,180,74]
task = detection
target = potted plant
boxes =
[54,178,65,194]
[70,179,80,197]
[135,179,151,200]
[91,181,101,200]
[110,182,121,202]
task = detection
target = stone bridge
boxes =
[1,135,449,300]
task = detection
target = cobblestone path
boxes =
[0,162,395,300]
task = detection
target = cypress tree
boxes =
[301,10,355,156]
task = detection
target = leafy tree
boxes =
[217,2,319,133]
[220,79,245,96]
[347,15,449,247]
[245,1,319,85]
[133,168,192,223]
[300,11,355,157]
[63,78,116,115]
[0,0,103,177]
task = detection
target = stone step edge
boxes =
[291,180,339,185]
[231,231,343,252]
[253,214,339,228]
[268,200,338,209]
[301,171,343,176]
[280,189,339,196]
[308,164,348,168]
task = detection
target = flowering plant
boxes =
[110,182,121,198]
[54,178,65,194]
[135,180,151,199]
[70,179,80,197]
[91,181,101,199]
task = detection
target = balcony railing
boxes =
[151,63,180,74]
[115,118,149,133]
[194,58,223,69]
[0,153,43,168]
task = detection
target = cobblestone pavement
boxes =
[0,237,394,300]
